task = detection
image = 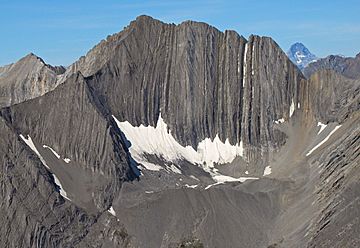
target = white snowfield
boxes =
[43,144,71,163]
[20,135,70,200]
[112,114,244,170]
[113,114,258,186]
[43,145,60,159]
[212,174,258,183]
[204,175,258,190]
[53,174,70,200]
[289,99,295,118]
[263,166,272,176]
[20,135,50,169]
[242,43,248,87]
[274,118,285,124]
[108,206,116,216]
[317,122,327,135]
[185,184,198,189]
[306,125,342,156]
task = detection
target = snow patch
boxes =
[43,145,60,159]
[274,118,285,124]
[289,99,295,117]
[53,174,70,200]
[20,135,70,200]
[204,175,258,190]
[145,191,154,194]
[20,135,49,169]
[213,174,258,183]
[251,43,255,75]
[263,166,272,176]
[317,122,327,135]
[245,170,249,175]
[108,206,116,216]
[43,145,71,164]
[205,182,224,190]
[306,125,342,156]
[297,102,300,109]
[242,43,248,87]
[185,184,198,189]
[113,114,244,170]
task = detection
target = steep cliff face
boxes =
[77,16,304,156]
[0,53,65,108]
[300,69,360,123]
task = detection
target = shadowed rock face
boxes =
[0,15,359,248]
[1,72,139,209]
[0,53,65,108]
[304,53,360,79]
[83,16,304,153]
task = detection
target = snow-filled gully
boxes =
[20,135,70,200]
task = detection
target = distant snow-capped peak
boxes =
[287,42,317,70]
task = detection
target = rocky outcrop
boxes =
[304,53,360,79]
[0,53,65,108]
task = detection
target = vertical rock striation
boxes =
[70,15,304,161]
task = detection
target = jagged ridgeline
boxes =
[0,15,359,248]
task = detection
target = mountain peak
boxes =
[22,52,46,65]
[287,42,317,70]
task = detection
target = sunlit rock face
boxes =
[0,53,65,108]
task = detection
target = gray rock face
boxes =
[0,53,65,108]
[0,116,101,247]
[1,72,139,208]
[83,16,303,154]
[303,53,360,79]
[302,70,360,123]
[0,15,359,248]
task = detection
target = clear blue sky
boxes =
[1,0,359,66]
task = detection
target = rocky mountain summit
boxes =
[0,53,65,108]
[0,15,359,248]
[303,52,360,79]
[287,42,317,70]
